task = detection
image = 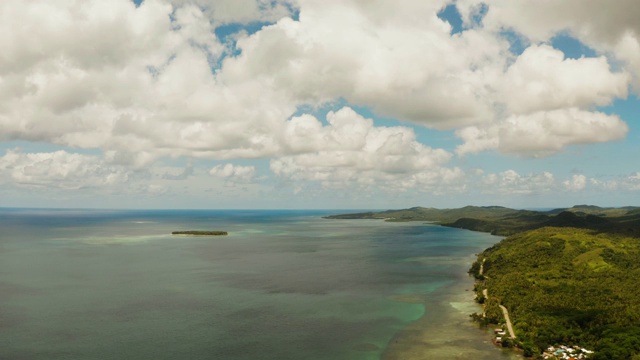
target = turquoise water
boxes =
[0,209,520,359]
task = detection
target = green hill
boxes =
[473,227,640,359]
[329,205,640,358]
[326,205,540,226]
[547,205,640,217]
[327,206,640,237]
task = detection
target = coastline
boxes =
[381,262,521,360]
[372,220,522,359]
[326,205,640,359]
[323,211,527,359]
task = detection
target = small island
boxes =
[172,231,228,236]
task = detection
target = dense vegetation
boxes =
[325,205,529,224]
[471,227,640,359]
[327,205,640,236]
[171,230,228,235]
[329,205,640,359]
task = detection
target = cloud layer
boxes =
[0,0,638,205]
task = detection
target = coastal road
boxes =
[499,305,516,339]
[481,289,489,317]
[479,259,515,339]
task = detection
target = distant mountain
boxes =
[327,205,529,222]
[551,205,640,217]
[327,205,640,237]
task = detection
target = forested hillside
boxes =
[329,205,640,358]
[472,227,640,359]
[327,205,640,236]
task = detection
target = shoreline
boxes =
[375,222,521,360]
[323,214,521,359]
[358,219,524,360]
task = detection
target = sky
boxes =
[0,0,639,210]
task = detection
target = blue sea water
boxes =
[0,209,520,360]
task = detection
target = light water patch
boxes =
[49,234,169,245]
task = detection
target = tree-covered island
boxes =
[172,231,228,236]
[328,205,640,359]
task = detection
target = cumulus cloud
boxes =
[481,170,555,195]
[457,0,640,43]
[221,0,502,129]
[456,0,640,89]
[0,0,297,165]
[614,33,640,90]
[564,174,587,191]
[500,45,628,114]
[215,0,634,158]
[590,173,640,192]
[0,149,131,189]
[589,178,619,191]
[0,0,632,163]
[271,107,464,192]
[0,0,636,199]
[627,173,640,191]
[168,0,294,25]
[210,163,256,183]
[456,108,628,157]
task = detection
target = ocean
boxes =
[0,209,520,359]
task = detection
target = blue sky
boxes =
[0,0,639,209]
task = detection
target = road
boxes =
[479,258,515,339]
[499,305,516,339]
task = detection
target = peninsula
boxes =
[325,205,640,236]
[328,205,640,359]
[172,231,228,236]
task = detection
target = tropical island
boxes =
[171,230,228,236]
[327,205,640,359]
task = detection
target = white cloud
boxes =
[456,0,640,89]
[499,109,627,156]
[0,0,298,164]
[0,149,131,190]
[481,170,555,195]
[168,0,294,25]
[457,108,628,157]
[589,178,619,191]
[564,174,587,191]
[271,107,463,192]
[221,0,503,129]
[627,173,640,190]
[591,173,640,192]
[0,0,633,166]
[0,0,637,203]
[457,0,640,44]
[500,45,628,114]
[614,32,640,91]
[210,163,256,183]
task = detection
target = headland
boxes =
[328,205,640,359]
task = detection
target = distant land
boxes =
[171,231,228,236]
[325,204,640,236]
[328,205,640,359]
